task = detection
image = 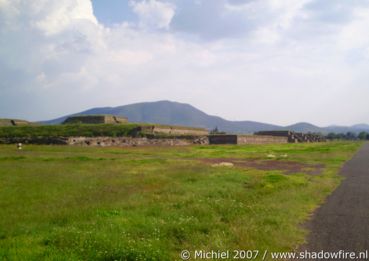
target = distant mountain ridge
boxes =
[43,100,369,134]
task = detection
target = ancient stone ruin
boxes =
[208,134,288,145]
[0,119,30,126]
[66,136,208,146]
[255,131,326,143]
[63,115,128,124]
[0,114,326,147]
[135,125,209,136]
[0,136,209,146]
[208,131,326,145]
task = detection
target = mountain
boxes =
[284,122,325,133]
[43,100,369,134]
[325,124,369,134]
[44,101,281,133]
[351,124,369,130]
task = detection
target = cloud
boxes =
[130,0,175,29]
[338,7,369,51]
[164,0,311,41]
[1,0,369,125]
[169,0,251,39]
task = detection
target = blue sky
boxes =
[92,0,136,26]
[0,0,369,125]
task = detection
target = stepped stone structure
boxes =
[255,131,326,143]
[63,115,128,124]
[0,119,30,126]
[62,115,208,136]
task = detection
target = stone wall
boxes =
[237,135,288,144]
[63,115,128,124]
[0,134,288,146]
[0,137,68,145]
[208,135,288,145]
[66,137,196,146]
[0,136,209,146]
[255,131,326,143]
[137,126,209,136]
[208,135,238,144]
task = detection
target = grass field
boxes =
[0,142,362,260]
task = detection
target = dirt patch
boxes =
[201,158,324,175]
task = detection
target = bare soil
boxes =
[201,158,324,175]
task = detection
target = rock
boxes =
[212,162,234,167]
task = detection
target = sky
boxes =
[0,0,369,126]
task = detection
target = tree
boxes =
[345,132,357,140]
[210,126,219,134]
[210,126,225,135]
[327,132,338,140]
[358,132,368,140]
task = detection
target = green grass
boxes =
[0,142,362,260]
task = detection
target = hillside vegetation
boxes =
[0,124,142,138]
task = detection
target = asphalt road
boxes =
[303,142,369,258]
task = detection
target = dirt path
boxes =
[303,142,369,255]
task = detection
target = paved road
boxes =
[303,143,369,257]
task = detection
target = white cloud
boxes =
[35,0,98,35]
[267,0,311,29]
[1,0,369,125]
[224,0,312,44]
[130,0,175,29]
[339,7,369,51]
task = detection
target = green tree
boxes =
[327,132,337,140]
[358,132,368,140]
[345,132,357,140]
[210,126,219,134]
[210,126,226,135]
